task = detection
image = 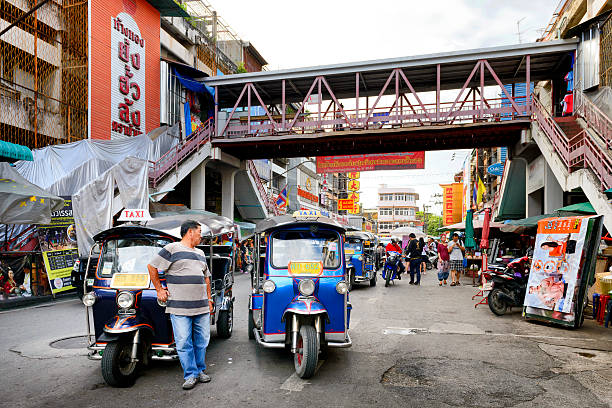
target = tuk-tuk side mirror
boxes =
[92,243,101,256]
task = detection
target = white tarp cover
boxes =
[14,125,179,196]
[73,156,150,257]
[0,163,64,225]
[10,125,180,256]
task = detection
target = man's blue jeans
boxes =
[170,313,210,380]
[409,259,421,284]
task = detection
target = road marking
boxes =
[0,298,78,314]
[280,360,325,392]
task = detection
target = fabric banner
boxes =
[524,216,589,314]
[37,197,79,295]
[316,152,425,173]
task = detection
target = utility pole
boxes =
[517,17,526,44]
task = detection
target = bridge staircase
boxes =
[531,92,612,230]
[148,119,278,219]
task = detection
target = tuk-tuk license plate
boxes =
[289,262,323,276]
[110,273,150,289]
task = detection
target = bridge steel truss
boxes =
[206,40,577,143]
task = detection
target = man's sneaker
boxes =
[182,377,197,390]
[198,372,211,383]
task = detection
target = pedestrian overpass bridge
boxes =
[204,40,576,159]
[146,38,612,230]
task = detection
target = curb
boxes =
[0,291,78,310]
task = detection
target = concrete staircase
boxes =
[148,119,278,220]
[532,96,612,231]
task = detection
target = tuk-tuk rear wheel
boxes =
[370,273,377,287]
[101,341,139,387]
[248,309,255,340]
[217,304,233,339]
[294,325,318,379]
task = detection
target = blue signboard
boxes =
[487,162,504,176]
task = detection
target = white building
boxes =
[376,184,420,236]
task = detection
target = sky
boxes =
[210,0,558,213]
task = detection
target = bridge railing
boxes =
[533,96,612,189]
[574,89,612,149]
[221,95,531,138]
[149,118,214,188]
[247,159,280,216]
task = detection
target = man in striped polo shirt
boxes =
[148,220,213,390]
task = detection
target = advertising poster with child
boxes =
[524,216,588,314]
[37,197,79,295]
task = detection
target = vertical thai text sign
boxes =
[89,0,160,140]
[111,14,146,138]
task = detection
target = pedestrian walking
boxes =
[419,237,427,275]
[437,235,450,286]
[147,220,213,390]
[404,233,421,285]
[448,232,465,286]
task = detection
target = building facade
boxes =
[376,185,419,236]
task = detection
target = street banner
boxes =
[338,199,354,211]
[524,217,588,315]
[440,183,463,225]
[37,197,79,295]
[316,152,425,173]
[347,180,360,191]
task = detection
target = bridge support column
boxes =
[191,161,207,211]
[544,162,563,214]
[221,168,238,220]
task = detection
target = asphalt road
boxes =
[2,270,612,408]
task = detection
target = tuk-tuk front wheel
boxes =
[101,340,139,387]
[217,304,233,339]
[294,325,318,379]
[370,272,377,287]
[248,309,255,340]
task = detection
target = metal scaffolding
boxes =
[0,0,87,149]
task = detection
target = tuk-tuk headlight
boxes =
[298,279,315,297]
[116,291,134,309]
[263,280,276,293]
[336,281,349,294]
[82,292,96,307]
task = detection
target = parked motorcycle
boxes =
[382,251,402,287]
[424,250,438,270]
[484,256,531,316]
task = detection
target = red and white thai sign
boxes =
[316,152,425,173]
[111,13,146,138]
[89,0,160,140]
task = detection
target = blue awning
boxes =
[0,140,33,162]
[173,67,215,98]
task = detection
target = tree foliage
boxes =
[417,211,443,236]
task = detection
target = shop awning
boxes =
[0,140,33,162]
[495,160,526,221]
[173,67,215,97]
[555,202,596,214]
[145,0,189,17]
[440,219,506,231]
[500,213,553,233]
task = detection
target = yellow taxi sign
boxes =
[288,262,323,276]
[293,210,321,218]
[110,273,150,289]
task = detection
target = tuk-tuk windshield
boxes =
[99,237,172,277]
[345,238,363,253]
[271,229,341,269]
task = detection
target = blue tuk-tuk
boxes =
[345,231,378,288]
[82,213,236,387]
[248,210,352,378]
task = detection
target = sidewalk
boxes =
[0,291,77,310]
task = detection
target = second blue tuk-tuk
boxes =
[345,231,378,288]
[248,210,352,378]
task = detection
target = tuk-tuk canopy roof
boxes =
[144,213,236,238]
[92,224,176,242]
[346,231,375,241]
[255,214,346,234]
